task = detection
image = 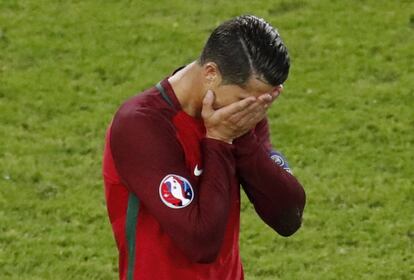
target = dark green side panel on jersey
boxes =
[126,193,140,280]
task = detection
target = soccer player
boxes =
[103,15,306,280]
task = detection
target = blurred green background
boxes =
[0,0,413,279]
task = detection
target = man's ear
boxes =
[202,62,222,88]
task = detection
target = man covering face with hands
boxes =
[103,15,306,280]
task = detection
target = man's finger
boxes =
[236,103,267,127]
[270,85,283,101]
[228,100,263,123]
[257,93,272,103]
[201,90,215,119]
[216,96,256,116]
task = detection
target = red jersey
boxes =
[103,77,305,280]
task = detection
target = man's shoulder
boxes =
[116,85,174,120]
[121,85,169,110]
[111,85,177,139]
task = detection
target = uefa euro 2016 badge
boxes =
[159,174,194,209]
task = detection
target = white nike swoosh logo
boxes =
[194,165,203,176]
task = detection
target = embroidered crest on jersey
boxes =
[159,174,194,209]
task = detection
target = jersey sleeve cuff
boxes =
[202,137,234,150]
[233,130,261,158]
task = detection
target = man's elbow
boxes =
[274,212,303,237]
[191,248,220,264]
[261,205,304,237]
[172,217,228,264]
[185,239,221,264]
[178,228,225,263]
[276,184,306,236]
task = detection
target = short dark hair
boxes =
[199,15,290,87]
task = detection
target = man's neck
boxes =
[168,62,204,118]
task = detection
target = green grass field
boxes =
[1,0,413,279]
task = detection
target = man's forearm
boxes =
[234,131,306,236]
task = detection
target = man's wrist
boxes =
[205,133,233,144]
[233,130,260,157]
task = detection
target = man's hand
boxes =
[270,85,283,103]
[201,89,281,144]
